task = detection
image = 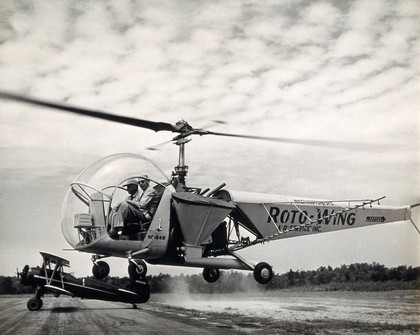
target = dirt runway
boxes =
[0,296,244,335]
[0,291,419,334]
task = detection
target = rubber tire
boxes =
[128,260,147,280]
[92,261,110,280]
[27,297,42,311]
[203,267,220,283]
[253,262,273,284]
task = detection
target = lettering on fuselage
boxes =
[293,200,334,206]
[366,216,385,223]
[267,207,356,227]
[278,224,321,232]
[147,235,166,240]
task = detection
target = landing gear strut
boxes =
[27,287,44,311]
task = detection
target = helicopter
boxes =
[1,91,418,286]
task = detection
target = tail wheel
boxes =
[253,262,273,284]
[92,261,110,279]
[27,297,43,311]
[203,267,220,283]
[128,260,147,280]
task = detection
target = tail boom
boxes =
[221,191,412,241]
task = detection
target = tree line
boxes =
[144,263,420,294]
[1,262,419,295]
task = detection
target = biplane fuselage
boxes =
[20,252,149,311]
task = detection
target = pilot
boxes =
[109,175,156,238]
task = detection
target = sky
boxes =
[0,0,419,278]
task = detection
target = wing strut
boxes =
[410,219,420,235]
[409,203,420,235]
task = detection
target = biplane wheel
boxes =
[253,262,273,284]
[27,297,43,311]
[203,267,220,283]
[92,261,110,279]
[128,260,147,279]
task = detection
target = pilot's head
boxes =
[139,175,150,191]
[123,179,138,195]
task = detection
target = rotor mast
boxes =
[171,120,194,186]
[173,137,190,185]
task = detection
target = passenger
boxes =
[134,175,156,221]
[109,175,156,238]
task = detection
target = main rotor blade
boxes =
[0,91,176,132]
[202,130,375,151]
[0,91,384,151]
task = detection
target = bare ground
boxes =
[0,290,419,334]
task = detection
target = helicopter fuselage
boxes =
[59,153,412,284]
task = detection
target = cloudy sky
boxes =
[0,0,419,278]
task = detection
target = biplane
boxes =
[18,252,150,311]
[1,92,418,291]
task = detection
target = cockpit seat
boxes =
[124,221,146,234]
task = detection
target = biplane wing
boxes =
[44,284,74,297]
[39,251,70,267]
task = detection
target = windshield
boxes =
[61,153,170,247]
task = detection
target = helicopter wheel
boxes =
[92,261,110,279]
[128,260,147,280]
[253,262,273,284]
[27,297,43,311]
[203,267,220,283]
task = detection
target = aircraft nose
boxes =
[19,265,30,285]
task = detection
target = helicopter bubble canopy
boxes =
[61,153,170,248]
